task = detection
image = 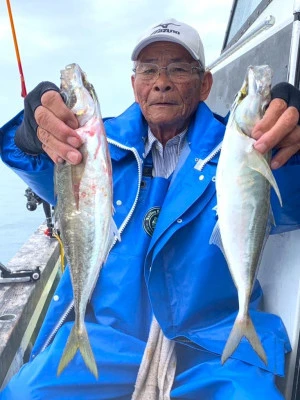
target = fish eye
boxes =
[60,91,68,104]
[60,91,77,109]
[261,102,269,114]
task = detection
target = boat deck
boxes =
[0,224,61,388]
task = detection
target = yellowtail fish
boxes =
[211,65,282,365]
[55,63,119,378]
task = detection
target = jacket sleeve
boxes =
[271,154,300,234]
[0,111,56,205]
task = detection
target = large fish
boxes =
[211,65,282,365]
[55,63,118,378]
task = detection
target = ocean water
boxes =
[0,161,45,264]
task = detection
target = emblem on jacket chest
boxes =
[143,207,161,236]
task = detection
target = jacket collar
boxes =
[104,102,226,162]
[187,102,227,160]
[104,103,147,160]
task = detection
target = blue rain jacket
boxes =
[1,101,300,399]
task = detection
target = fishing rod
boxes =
[5,1,65,272]
[6,0,27,97]
[5,0,52,229]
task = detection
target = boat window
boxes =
[223,0,273,51]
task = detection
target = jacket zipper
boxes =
[38,301,74,355]
[108,139,143,246]
[194,141,223,172]
[38,139,143,355]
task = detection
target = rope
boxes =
[52,233,65,273]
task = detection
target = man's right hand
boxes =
[15,82,83,165]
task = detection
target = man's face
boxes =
[131,41,212,139]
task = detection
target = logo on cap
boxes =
[153,23,180,29]
[152,23,181,36]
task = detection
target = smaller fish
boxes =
[55,63,119,378]
[211,65,282,365]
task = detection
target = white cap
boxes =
[131,18,205,67]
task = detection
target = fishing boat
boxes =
[1,0,300,398]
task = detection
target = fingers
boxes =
[42,143,82,165]
[38,126,82,165]
[249,97,300,169]
[252,99,287,139]
[254,106,298,153]
[42,144,64,164]
[270,144,300,169]
[269,126,300,168]
[40,91,78,130]
[34,91,83,165]
[35,105,80,143]
[253,100,299,151]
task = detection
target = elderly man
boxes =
[1,18,300,400]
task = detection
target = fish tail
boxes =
[57,324,98,378]
[221,314,267,365]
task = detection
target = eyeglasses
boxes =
[133,62,204,83]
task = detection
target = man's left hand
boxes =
[252,82,300,169]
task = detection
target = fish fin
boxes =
[209,223,233,275]
[269,208,276,227]
[57,324,98,378]
[221,314,267,365]
[209,221,225,255]
[110,218,121,242]
[247,149,282,206]
[254,210,274,276]
[209,221,221,246]
[88,218,121,302]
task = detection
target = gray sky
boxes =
[0,0,233,126]
[0,0,233,263]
